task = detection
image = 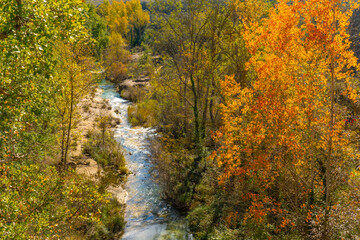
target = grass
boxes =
[83,130,126,171]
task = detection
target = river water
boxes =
[100,82,192,240]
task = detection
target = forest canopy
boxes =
[2,0,360,239]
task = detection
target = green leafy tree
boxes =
[86,3,110,60]
[0,161,110,239]
[0,0,89,162]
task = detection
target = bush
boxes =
[83,130,126,170]
[88,198,125,239]
[81,127,127,239]
[120,86,148,103]
[188,206,215,239]
[0,161,110,239]
[150,136,195,210]
[209,228,244,240]
[127,99,158,127]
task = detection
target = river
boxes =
[100,82,193,240]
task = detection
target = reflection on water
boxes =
[100,81,192,240]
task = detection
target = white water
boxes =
[100,82,192,240]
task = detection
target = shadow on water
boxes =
[100,81,193,240]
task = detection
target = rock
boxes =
[134,77,150,83]
[108,186,128,204]
[76,159,99,176]
[110,119,117,127]
[118,79,150,91]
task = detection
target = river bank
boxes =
[71,87,129,205]
[99,81,193,240]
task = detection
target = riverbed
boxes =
[100,82,192,240]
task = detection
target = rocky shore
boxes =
[70,87,128,204]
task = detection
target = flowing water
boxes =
[100,82,193,240]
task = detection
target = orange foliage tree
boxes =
[212,0,360,237]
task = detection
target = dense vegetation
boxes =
[124,0,360,239]
[3,0,360,239]
[0,0,127,238]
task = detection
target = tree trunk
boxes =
[63,74,74,170]
[323,9,336,239]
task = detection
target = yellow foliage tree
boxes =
[53,41,97,168]
[126,0,150,46]
[107,0,129,35]
[104,32,131,82]
[103,0,149,46]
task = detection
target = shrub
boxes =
[120,86,148,103]
[209,228,244,240]
[0,161,110,239]
[127,99,158,127]
[88,198,125,239]
[188,206,215,239]
[83,130,125,170]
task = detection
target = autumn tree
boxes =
[125,0,150,46]
[0,162,110,239]
[53,41,98,169]
[100,0,149,82]
[212,0,360,238]
[101,0,150,46]
[104,32,131,82]
[151,0,224,158]
[148,0,259,210]
[107,0,129,35]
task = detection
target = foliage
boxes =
[187,205,215,239]
[100,0,150,46]
[150,136,195,209]
[84,129,126,172]
[211,0,360,238]
[101,0,150,82]
[81,123,127,238]
[128,99,158,127]
[3,0,360,238]
[0,0,90,162]
[88,198,125,240]
[103,32,131,82]
[0,161,110,239]
[0,1,126,238]
[121,85,148,102]
[86,3,110,59]
[53,40,99,168]
[147,0,258,213]
[141,0,360,238]
[129,50,154,80]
